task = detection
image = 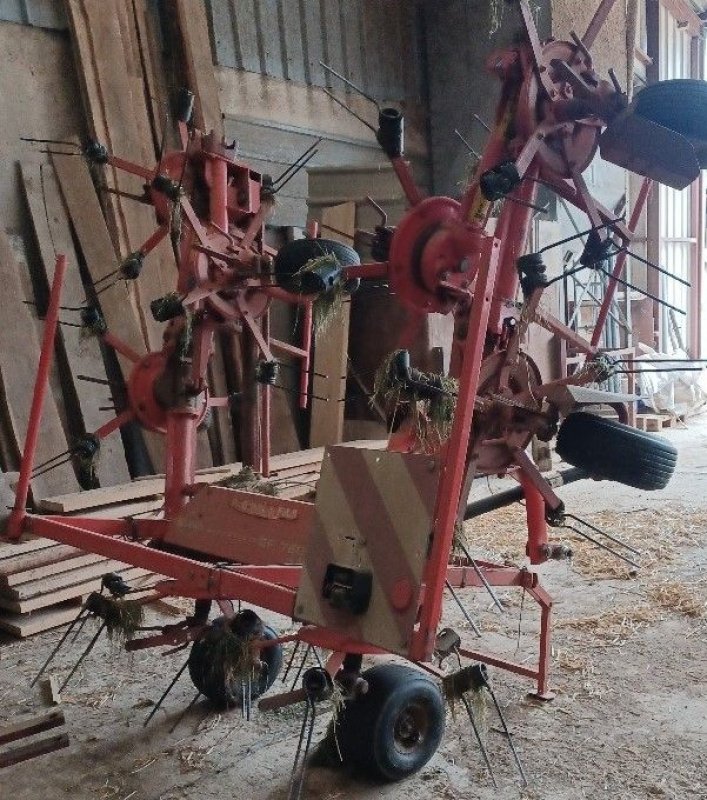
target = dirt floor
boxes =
[1,419,705,800]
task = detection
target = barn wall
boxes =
[209,0,429,227]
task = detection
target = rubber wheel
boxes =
[273,238,360,283]
[334,664,445,782]
[635,79,707,145]
[187,617,283,708]
[556,411,677,491]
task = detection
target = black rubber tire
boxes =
[273,238,360,281]
[556,411,677,491]
[334,664,445,782]
[635,79,707,142]
[187,617,283,709]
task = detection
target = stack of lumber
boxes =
[0,441,384,638]
[0,536,155,639]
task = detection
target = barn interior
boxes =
[0,2,705,799]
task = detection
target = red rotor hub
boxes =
[516,40,601,177]
[128,352,209,434]
[388,196,470,314]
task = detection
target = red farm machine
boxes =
[5,0,707,789]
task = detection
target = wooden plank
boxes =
[0,545,82,578]
[174,0,224,137]
[37,439,384,513]
[64,1,172,353]
[1,553,108,589]
[0,537,55,561]
[0,599,83,638]
[0,733,70,769]
[0,231,77,500]
[0,710,65,747]
[132,0,173,153]
[65,497,163,520]
[51,150,166,471]
[309,202,356,447]
[50,151,144,370]
[0,566,151,614]
[8,559,132,601]
[21,162,131,487]
[37,478,164,514]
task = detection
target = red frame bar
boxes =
[7,255,67,540]
[412,235,501,660]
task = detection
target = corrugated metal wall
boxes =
[658,2,694,351]
[207,0,424,102]
[0,0,428,227]
[210,0,428,227]
[0,0,65,29]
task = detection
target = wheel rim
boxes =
[393,701,430,755]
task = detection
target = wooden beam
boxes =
[0,710,65,747]
[309,203,356,447]
[0,231,78,500]
[173,0,224,137]
[51,150,166,471]
[21,162,131,487]
[0,734,69,768]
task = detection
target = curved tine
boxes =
[564,513,641,555]
[143,656,191,727]
[319,61,379,109]
[321,88,377,134]
[446,580,482,637]
[564,524,640,568]
[461,694,498,788]
[58,621,106,694]
[485,682,528,787]
[31,606,89,687]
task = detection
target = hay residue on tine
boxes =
[217,465,277,496]
[372,349,458,450]
[294,253,345,338]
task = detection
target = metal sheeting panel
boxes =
[658,3,694,351]
[0,0,66,29]
[207,0,423,102]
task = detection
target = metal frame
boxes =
[3,0,691,704]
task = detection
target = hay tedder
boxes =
[5,0,707,787]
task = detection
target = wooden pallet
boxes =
[635,413,679,432]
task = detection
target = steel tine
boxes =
[168,691,202,734]
[274,150,319,192]
[319,61,379,108]
[311,647,324,670]
[454,129,480,159]
[59,620,106,694]
[289,700,317,800]
[458,542,505,613]
[273,138,322,187]
[143,656,191,727]
[565,514,641,555]
[31,605,88,687]
[241,679,247,719]
[460,694,498,788]
[282,640,301,684]
[321,88,377,134]
[485,684,528,787]
[70,606,95,644]
[290,644,312,691]
[446,580,482,637]
[565,524,640,568]
[288,699,311,797]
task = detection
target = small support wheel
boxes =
[334,663,445,782]
[187,614,283,709]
